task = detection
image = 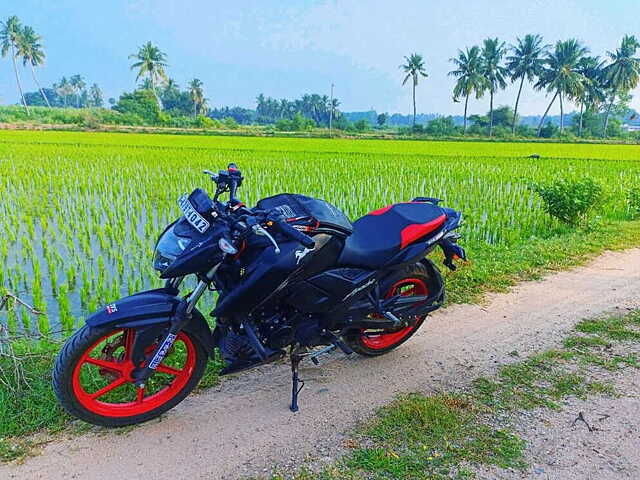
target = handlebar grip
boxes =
[277,221,316,249]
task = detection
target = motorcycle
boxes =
[53,163,466,427]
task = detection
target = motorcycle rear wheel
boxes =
[346,263,433,356]
[53,324,207,427]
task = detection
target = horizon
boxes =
[1,0,639,117]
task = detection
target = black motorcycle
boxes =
[53,164,465,426]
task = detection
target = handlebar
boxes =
[275,220,316,249]
[204,163,315,251]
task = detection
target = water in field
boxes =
[1,131,639,336]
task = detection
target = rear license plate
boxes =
[178,194,210,233]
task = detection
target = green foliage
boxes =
[626,185,640,218]
[353,118,370,132]
[538,122,559,138]
[222,116,239,129]
[469,106,516,132]
[195,114,215,128]
[530,177,604,226]
[424,116,457,136]
[275,112,314,131]
[113,89,161,124]
[256,93,339,127]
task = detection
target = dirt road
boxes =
[3,249,640,480]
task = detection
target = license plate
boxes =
[178,194,210,233]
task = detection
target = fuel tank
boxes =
[212,233,343,317]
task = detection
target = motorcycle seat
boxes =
[337,202,446,269]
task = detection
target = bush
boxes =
[222,116,239,129]
[275,113,315,132]
[530,177,604,226]
[80,111,101,129]
[538,123,559,138]
[627,186,640,219]
[113,90,160,124]
[424,116,457,136]
[196,115,215,128]
[354,119,370,132]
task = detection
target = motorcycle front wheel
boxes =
[53,325,207,427]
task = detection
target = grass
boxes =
[275,309,640,479]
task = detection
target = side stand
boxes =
[289,351,304,413]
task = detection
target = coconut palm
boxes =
[1,16,29,113]
[188,78,206,117]
[129,42,168,110]
[400,53,428,127]
[506,34,548,134]
[480,38,508,136]
[54,77,74,107]
[535,39,588,135]
[575,56,606,136]
[164,78,179,94]
[449,46,486,134]
[16,25,50,107]
[69,74,85,108]
[601,35,640,136]
[89,83,103,108]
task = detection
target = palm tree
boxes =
[188,78,205,117]
[1,16,29,113]
[400,53,428,127]
[481,38,508,136]
[69,74,85,108]
[449,46,486,134]
[535,39,588,135]
[16,25,50,107]
[129,42,168,110]
[89,83,103,108]
[54,76,74,107]
[164,78,179,93]
[601,35,640,136]
[506,34,547,134]
[575,56,606,136]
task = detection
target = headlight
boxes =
[153,223,191,272]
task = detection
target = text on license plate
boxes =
[178,195,210,233]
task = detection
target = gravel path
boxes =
[3,248,640,480]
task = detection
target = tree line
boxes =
[404,33,640,137]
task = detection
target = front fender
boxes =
[85,288,216,358]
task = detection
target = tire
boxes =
[53,324,207,427]
[346,262,434,357]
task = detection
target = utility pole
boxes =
[329,83,334,137]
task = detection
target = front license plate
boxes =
[178,194,210,233]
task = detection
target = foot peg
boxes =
[382,311,402,328]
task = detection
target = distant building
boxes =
[622,124,640,132]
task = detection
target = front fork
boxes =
[132,263,220,388]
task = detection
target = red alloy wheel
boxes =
[71,329,197,418]
[360,278,429,350]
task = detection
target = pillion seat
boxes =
[337,202,446,269]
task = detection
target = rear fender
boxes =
[85,288,216,358]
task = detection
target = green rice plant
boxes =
[627,185,640,218]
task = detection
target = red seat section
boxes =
[400,215,446,249]
[338,202,446,269]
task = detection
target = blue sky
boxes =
[1,0,639,116]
